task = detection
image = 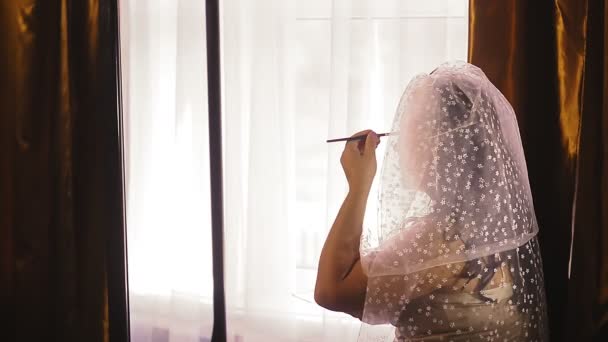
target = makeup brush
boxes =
[326,132,396,143]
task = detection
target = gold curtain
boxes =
[0,1,127,341]
[469,0,608,340]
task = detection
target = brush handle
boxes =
[326,132,394,143]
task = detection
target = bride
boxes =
[314,62,549,341]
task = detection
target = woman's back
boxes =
[392,238,548,341]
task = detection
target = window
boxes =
[120,1,468,341]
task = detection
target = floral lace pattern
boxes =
[359,62,549,341]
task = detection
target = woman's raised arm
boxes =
[314,130,379,318]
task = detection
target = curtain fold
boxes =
[567,1,608,340]
[469,0,608,340]
[0,1,127,341]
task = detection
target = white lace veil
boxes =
[358,62,548,341]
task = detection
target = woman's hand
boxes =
[340,130,380,195]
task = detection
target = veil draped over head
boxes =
[358,62,549,341]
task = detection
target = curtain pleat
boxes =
[0,1,127,341]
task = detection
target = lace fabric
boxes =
[358,62,549,341]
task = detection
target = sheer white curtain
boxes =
[120,0,468,341]
[119,1,214,341]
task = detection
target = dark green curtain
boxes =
[0,1,128,341]
[469,0,608,341]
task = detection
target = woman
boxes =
[315,62,549,341]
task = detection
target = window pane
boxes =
[120,0,469,340]
[120,0,214,340]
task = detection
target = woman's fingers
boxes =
[340,129,379,192]
[350,129,372,138]
[364,131,379,155]
[345,130,371,153]
[345,130,377,154]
